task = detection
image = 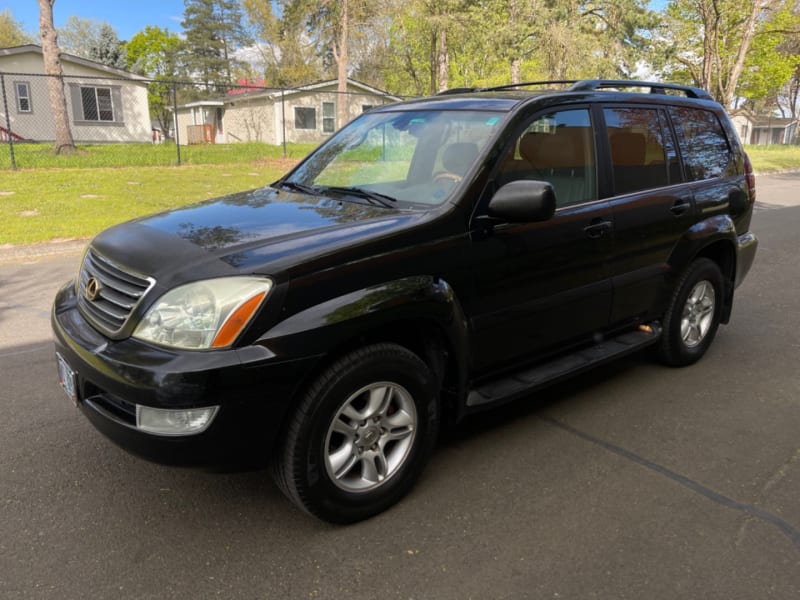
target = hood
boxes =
[90,186,429,285]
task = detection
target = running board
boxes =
[466,323,662,407]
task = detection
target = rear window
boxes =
[604,107,678,195]
[670,107,734,181]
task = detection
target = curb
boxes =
[0,239,87,263]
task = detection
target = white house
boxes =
[730,109,800,146]
[174,79,400,146]
[0,45,151,144]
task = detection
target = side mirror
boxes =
[487,180,556,223]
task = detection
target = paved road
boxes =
[1,175,799,599]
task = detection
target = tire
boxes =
[658,258,724,367]
[272,343,439,523]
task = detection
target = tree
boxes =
[243,0,324,86]
[384,0,655,96]
[658,0,784,108]
[57,16,103,57]
[127,26,186,136]
[385,0,468,95]
[737,3,800,115]
[38,0,75,154]
[87,23,126,69]
[0,9,33,47]
[182,0,252,88]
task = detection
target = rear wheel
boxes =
[658,258,724,366]
[272,343,438,523]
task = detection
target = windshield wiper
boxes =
[317,185,398,208]
[275,180,321,196]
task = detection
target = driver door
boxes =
[467,108,614,372]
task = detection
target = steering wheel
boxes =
[433,171,462,183]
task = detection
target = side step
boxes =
[466,323,662,407]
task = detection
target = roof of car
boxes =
[372,80,717,114]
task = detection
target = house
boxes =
[173,79,400,146]
[0,44,151,144]
[729,109,800,145]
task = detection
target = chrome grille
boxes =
[76,248,155,338]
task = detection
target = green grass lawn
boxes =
[743,144,800,172]
[0,161,297,246]
[1,143,798,248]
[1,141,316,169]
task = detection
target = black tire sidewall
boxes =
[290,345,437,523]
[661,258,724,366]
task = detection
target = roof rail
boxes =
[435,87,480,96]
[567,79,714,100]
[436,81,578,95]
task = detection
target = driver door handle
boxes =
[584,218,613,238]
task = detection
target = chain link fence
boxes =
[0,72,405,170]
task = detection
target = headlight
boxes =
[133,277,272,349]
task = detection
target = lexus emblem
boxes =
[85,277,102,302]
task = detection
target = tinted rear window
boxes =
[670,107,733,181]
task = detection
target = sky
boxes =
[5,0,188,41]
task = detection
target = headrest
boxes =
[441,142,479,174]
[519,127,583,169]
[609,131,646,166]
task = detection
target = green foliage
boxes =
[57,16,106,58]
[656,0,790,108]
[88,23,126,69]
[127,26,186,133]
[383,0,656,95]
[243,0,325,85]
[738,4,800,111]
[0,9,33,47]
[182,0,252,88]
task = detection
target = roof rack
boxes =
[436,81,578,95]
[436,79,714,101]
[567,79,713,100]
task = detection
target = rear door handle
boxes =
[584,219,613,238]
[670,199,692,216]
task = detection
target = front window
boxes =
[495,109,597,207]
[81,86,114,121]
[15,82,31,113]
[285,109,503,208]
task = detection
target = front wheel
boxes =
[272,343,438,523]
[657,258,724,367]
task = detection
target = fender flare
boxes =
[259,275,470,382]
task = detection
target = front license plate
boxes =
[56,352,78,405]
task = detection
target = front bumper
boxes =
[52,282,319,465]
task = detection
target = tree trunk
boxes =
[337,0,349,130]
[511,58,521,85]
[38,0,75,154]
[437,27,449,92]
[720,0,769,109]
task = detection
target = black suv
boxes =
[52,80,758,523]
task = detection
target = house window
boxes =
[295,107,316,130]
[81,87,114,121]
[322,101,335,133]
[15,82,32,113]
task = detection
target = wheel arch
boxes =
[261,275,470,437]
[666,216,738,324]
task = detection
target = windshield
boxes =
[283,109,504,208]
